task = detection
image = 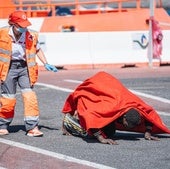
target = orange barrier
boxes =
[0,0,163,18]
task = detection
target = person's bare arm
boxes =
[144,121,160,141]
[36,48,58,72]
[36,48,48,65]
[91,129,118,145]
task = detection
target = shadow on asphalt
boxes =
[39,125,59,131]
[79,132,170,144]
[8,125,25,133]
[8,125,59,133]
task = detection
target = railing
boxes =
[0,0,163,18]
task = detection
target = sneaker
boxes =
[26,127,43,137]
[0,129,9,135]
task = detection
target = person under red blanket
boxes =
[62,71,170,145]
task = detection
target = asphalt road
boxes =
[0,66,170,169]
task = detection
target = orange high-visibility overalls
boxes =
[0,26,40,131]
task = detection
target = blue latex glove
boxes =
[44,64,58,72]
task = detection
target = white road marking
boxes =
[130,90,170,104]
[64,79,82,83]
[0,138,114,169]
[37,83,73,92]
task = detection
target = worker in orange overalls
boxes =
[0,11,58,136]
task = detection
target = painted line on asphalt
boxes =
[130,90,170,104]
[37,83,73,92]
[64,79,83,83]
[0,138,114,169]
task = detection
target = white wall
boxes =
[38,30,170,66]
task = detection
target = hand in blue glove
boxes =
[44,64,58,72]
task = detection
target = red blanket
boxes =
[62,71,170,134]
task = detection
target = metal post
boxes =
[148,0,154,67]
